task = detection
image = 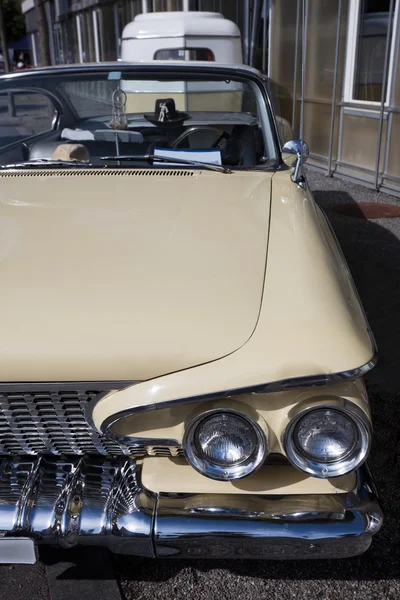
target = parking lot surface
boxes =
[0,168,399,599]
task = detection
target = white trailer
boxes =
[120,11,243,64]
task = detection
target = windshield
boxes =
[0,67,278,170]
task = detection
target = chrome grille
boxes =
[0,389,183,457]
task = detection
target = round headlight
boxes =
[184,410,268,481]
[284,404,370,478]
[294,409,358,462]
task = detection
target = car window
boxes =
[154,48,215,61]
[0,68,278,169]
[0,91,57,148]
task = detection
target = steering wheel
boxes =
[171,126,231,149]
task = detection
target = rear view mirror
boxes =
[94,129,144,160]
[94,130,143,143]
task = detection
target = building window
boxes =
[78,12,96,63]
[61,18,80,64]
[98,5,118,62]
[344,0,399,104]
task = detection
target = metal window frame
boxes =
[326,0,342,177]
[30,33,37,67]
[343,0,400,106]
[374,0,396,190]
[92,9,101,63]
[76,14,83,64]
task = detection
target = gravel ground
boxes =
[0,563,49,600]
[117,168,400,600]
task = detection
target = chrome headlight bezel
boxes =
[183,409,268,481]
[283,402,371,478]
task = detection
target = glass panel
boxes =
[98,5,117,62]
[52,24,62,65]
[57,77,252,119]
[340,113,387,170]
[393,24,400,107]
[0,92,56,148]
[80,13,96,63]
[130,0,142,20]
[154,48,215,60]
[303,102,334,158]
[306,0,349,101]
[353,0,396,102]
[61,18,80,64]
[115,2,138,58]
[197,0,216,10]
[268,0,300,128]
[153,0,181,8]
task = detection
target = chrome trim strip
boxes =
[97,353,378,436]
[0,457,382,560]
[106,430,182,450]
[0,381,138,393]
[85,390,116,434]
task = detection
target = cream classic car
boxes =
[0,62,382,563]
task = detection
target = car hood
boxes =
[0,168,272,381]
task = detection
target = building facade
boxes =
[270,0,400,196]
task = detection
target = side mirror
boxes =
[281,139,309,187]
[282,139,309,159]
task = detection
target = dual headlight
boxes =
[183,402,370,481]
[283,404,371,478]
[183,410,268,481]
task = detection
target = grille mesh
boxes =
[0,390,183,457]
[0,169,195,178]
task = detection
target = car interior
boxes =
[23,119,265,167]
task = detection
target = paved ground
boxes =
[0,168,399,599]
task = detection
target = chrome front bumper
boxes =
[0,456,382,562]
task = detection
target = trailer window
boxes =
[154,48,215,61]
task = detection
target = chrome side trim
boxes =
[97,353,378,436]
[0,457,382,560]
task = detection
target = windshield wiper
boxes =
[0,159,91,169]
[100,154,232,174]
